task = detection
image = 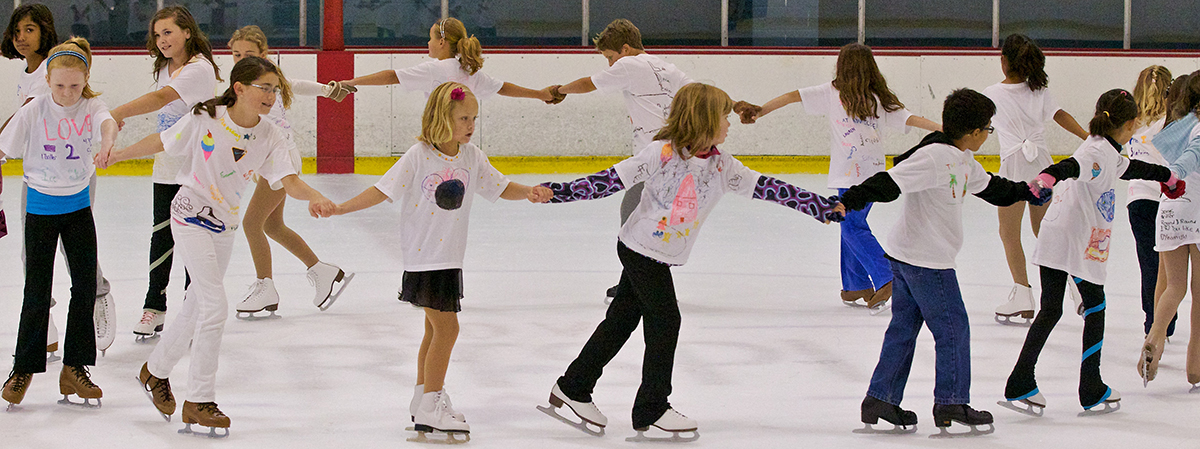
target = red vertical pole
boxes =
[316,0,354,173]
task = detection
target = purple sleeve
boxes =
[753,176,843,222]
[540,167,626,203]
[0,209,6,239]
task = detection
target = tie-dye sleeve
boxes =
[540,167,625,203]
[753,175,843,222]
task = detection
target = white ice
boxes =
[0,173,1196,448]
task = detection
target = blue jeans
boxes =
[837,188,892,291]
[867,259,971,406]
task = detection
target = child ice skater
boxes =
[545,18,694,302]
[1141,72,1200,388]
[841,88,1043,436]
[97,56,334,437]
[0,38,117,409]
[537,82,843,441]
[986,34,1089,323]
[1004,89,1181,415]
[108,5,220,341]
[226,25,353,317]
[329,82,548,441]
[743,43,940,311]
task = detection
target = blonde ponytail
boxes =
[439,17,484,75]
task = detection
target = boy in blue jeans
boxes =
[839,88,1046,435]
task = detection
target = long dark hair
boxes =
[147,6,221,82]
[1164,74,1192,126]
[193,56,291,118]
[831,43,904,121]
[1001,34,1047,91]
[1,4,57,60]
[1088,89,1137,137]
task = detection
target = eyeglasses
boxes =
[983,126,995,134]
[250,83,280,94]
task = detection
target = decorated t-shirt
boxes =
[160,106,297,234]
[152,57,218,184]
[614,141,762,265]
[982,82,1060,162]
[16,59,48,103]
[884,142,992,270]
[1032,135,1131,284]
[374,142,510,271]
[393,58,504,101]
[799,82,913,189]
[1126,117,1168,203]
[0,95,111,197]
[591,54,693,153]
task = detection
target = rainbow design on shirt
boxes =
[201,131,215,161]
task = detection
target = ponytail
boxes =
[1001,34,1047,91]
[192,56,292,118]
[439,17,484,75]
[1133,65,1172,126]
[1088,89,1137,137]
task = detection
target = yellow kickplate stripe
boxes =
[0,155,1065,177]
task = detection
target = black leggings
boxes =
[16,208,97,372]
[1128,199,1176,336]
[1006,266,1112,407]
[144,183,189,311]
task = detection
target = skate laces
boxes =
[306,270,318,287]
[139,310,157,325]
[5,371,29,392]
[148,375,172,399]
[67,366,97,389]
[244,279,265,298]
[197,402,226,417]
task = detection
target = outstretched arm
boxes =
[333,186,389,215]
[557,76,597,95]
[498,82,555,102]
[92,118,118,169]
[279,174,336,217]
[342,70,400,88]
[540,167,625,203]
[906,115,942,132]
[838,171,902,211]
[753,176,844,223]
[110,86,181,124]
[751,90,802,122]
[98,132,166,168]
[500,181,554,202]
[1054,109,1089,140]
[974,175,1044,207]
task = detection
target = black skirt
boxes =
[399,269,464,312]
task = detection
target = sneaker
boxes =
[134,309,166,336]
[414,390,469,432]
[995,284,1035,319]
[236,278,280,313]
[307,261,350,309]
[182,401,231,428]
[139,363,176,417]
[94,292,115,354]
[59,365,102,399]
[644,408,697,432]
[549,383,608,427]
[2,371,31,405]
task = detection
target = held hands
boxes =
[528,185,553,203]
[326,81,357,102]
[733,100,762,124]
[308,196,337,218]
[93,144,115,170]
[1029,173,1056,198]
[543,85,567,105]
[1162,173,1187,199]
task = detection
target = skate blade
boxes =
[318,272,356,311]
[407,428,470,444]
[1189,384,1200,394]
[134,334,161,344]
[5,403,22,412]
[1139,344,1156,385]
[852,423,917,435]
[1078,401,1120,417]
[179,423,229,438]
[929,423,995,438]
[993,314,1032,327]
[996,400,1044,417]
[58,396,102,409]
[235,310,280,321]
[136,376,173,422]
[47,352,62,363]
[536,404,605,437]
[868,302,891,316]
[626,428,700,443]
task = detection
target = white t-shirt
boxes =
[983,82,1060,161]
[799,82,913,189]
[263,79,326,176]
[1032,135,1131,285]
[16,59,48,104]
[884,143,992,270]
[374,141,510,271]
[393,58,504,101]
[161,106,297,234]
[591,54,693,153]
[152,57,219,184]
[614,141,762,266]
[1126,117,1168,203]
[0,95,112,196]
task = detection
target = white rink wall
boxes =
[2,51,1198,159]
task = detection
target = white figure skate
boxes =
[995,284,1034,326]
[94,292,115,356]
[1066,279,1084,316]
[308,262,354,311]
[133,309,166,342]
[537,383,607,436]
[235,278,281,320]
[998,389,1045,417]
[410,390,469,444]
[627,408,699,442]
[1078,389,1121,417]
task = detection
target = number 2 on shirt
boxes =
[43,144,80,160]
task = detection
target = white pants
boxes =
[147,221,234,403]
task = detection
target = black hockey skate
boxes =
[854,396,917,434]
[930,404,994,438]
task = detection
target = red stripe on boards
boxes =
[316,51,354,174]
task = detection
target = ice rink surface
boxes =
[0,173,1196,448]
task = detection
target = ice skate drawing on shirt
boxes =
[1085,227,1111,262]
[185,206,226,233]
